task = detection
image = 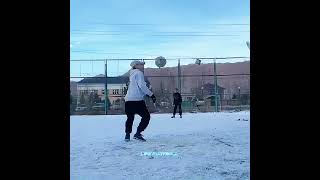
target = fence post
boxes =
[178,59,181,93]
[214,59,218,112]
[105,60,108,115]
[238,87,241,111]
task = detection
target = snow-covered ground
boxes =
[71,111,250,180]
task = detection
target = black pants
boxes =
[125,101,150,134]
[173,104,182,116]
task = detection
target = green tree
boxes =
[88,92,95,109]
[104,97,111,110]
[94,93,100,103]
[80,93,85,105]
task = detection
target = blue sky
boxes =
[70,0,250,79]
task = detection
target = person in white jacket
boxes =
[124,60,156,141]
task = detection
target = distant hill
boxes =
[123,61,250,97]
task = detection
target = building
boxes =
[77,75,128,105]
[183,83,225,101]
[70,81,77,97]
[76,75,151,107]
[201,83,225,100]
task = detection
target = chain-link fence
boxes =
[70,58,250,115]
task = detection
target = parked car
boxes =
[160,101,171,107]
[110,104,121,110]
[75,105,88,111]
[92,103,104,111]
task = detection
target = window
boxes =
[112,89,119,95]
[80,90,89,95]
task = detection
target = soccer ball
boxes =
[155,56,166,68]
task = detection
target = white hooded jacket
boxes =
[124,69,153,102]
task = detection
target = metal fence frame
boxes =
[70,57,250,115]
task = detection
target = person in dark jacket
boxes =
[171,88,182,118]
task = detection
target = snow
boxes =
[71,111,250,180]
